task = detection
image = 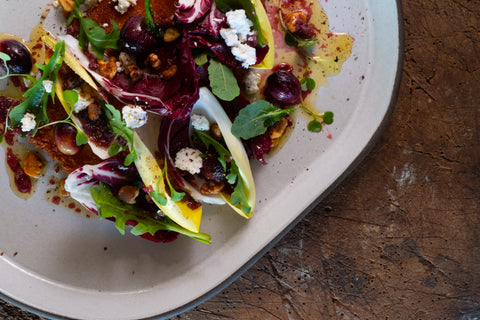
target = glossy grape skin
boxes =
[119,16,157,55]
[0,39,33,74]
[264,70,301,107]
[54,123,82,156]
[200,156,225,182]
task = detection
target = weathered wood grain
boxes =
[1,0,479,319]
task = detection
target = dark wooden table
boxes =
[2,0,479,319]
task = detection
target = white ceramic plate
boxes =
[0,1,403,319]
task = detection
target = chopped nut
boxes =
[59,178,70,198]
[163,28,181,42]
[284,11,308,33]
[145,53,161,70]
[125,64,144,82]
[98,57,117,80]
[23,152,44,178]
[87,103,102,121]
[162,65,177,80]
[118,185,140,204]
[269,117,289,140]
[58,0,75,12]
[210,123,222,140]
[200,180,225,195]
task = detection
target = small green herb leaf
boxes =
[231,100,294,140]
[323,111,334,125]
[301,77,316,91]
[229,161,251,214]
[151,189,168,206]
[75,130,89,145]
[208,59,240,101]
[307,120,323,132]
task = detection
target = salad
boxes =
[0,0,353,243]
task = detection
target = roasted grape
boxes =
[54,123,82,156]
[0,38,33,74]
[264,70,301,107]
[119,16,157,55]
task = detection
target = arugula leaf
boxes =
[104,103,137,165]
[90,182,211,244]
[231,100,294,140]
[194,130,230,170]
[228,160,251,214]
[8,41,65,133]
[68,0,120,59]
[214,0,267,46]
[208,59,240,101]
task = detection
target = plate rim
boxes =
[0,0,405,318]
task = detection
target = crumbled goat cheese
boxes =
[232,43,257,68]
[122,105,148,129]
[117,52,135,72]
[220,9,256,68]
[175,147,203,175]
[21,113,36,132]
[225,10,253,40]
[243,70,261,95]
[220,28,240,47]
[191,114,210,131]
[73,88,95,113]
[52,0,60,8]
[42,80,53,93]
[113,0,136,14]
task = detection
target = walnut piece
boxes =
[145,53,161,70]
[98,57,117,80]
[163,28,181,42]
[87,103,102,121]
[125,64,144,82]
[118,185,140,204]
[200,180,225,195]
[23,153,44,178]
[58,0,75,12]
[269,117,289,147]
[162,65,177,80]
[210,123,222,140]
[284,11,308,33]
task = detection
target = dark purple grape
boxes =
[54,123,82,156]
[119,16,157,55]
[264,70,301,107]
[0,39,33,74]
[200,156,225,182]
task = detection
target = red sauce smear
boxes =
[6,148,32,193]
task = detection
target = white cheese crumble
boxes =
[42,80,53,93]
[220,9,256,68]
[21,112,36,132]
[191,114,210,131]
[113,0,136,14]
[231,44,257,68]
[226,10,253,40]
[73,88,95,113]
[219,28,240,47]
[175,147,203,175]
[122,105,148,129]
[52,0,60,8]
[243,70,261,95]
